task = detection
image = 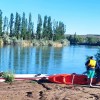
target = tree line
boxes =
[66,32,100,45]
[0,9,66,41]
[0,9,99,45]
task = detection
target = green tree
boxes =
[14,12,19,35]
[14,12,21,39]
[31,22,34,39]
[36,14,42,39]
[9,13,14,36]
[75,35,84,43]
[47,16,52,40]
[21,12,27,39]
[86,37,98,44]
[42,15,48,39]
[28,13,32,34]
[53,21,58,40]
[24,18,28,39]
[53,21,66,40]
[3,16,8,34]
[27,13,33,39]
[67,33,85,44]
[58,21,66,38]
[67,35,73,43]
[17,14,21,39]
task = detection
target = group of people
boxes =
[85,56,100,87]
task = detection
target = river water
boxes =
[0,45,99,75]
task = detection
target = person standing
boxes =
[85,56,97,87]
[95,60,100,84]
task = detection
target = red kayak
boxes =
[48,74,96,85]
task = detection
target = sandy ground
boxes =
[0,79,100,100]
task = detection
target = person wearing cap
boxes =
[85,56,97,87]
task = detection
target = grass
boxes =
[2,72,14,83]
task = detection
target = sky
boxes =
[0,0,100,35]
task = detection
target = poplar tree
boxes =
[53,21,66,40]
[36,14,42,39]
[21,12,27,39]
[47,16,52,40]
[28,13,32,35]
[42,15,48,39]
[31,22,34,39]
[25,18,28,39]
[17,14,21,38]
[58,22,66,35]
[28,13,34,39]
[9,13,14,36]
[3,16,8,33]
[14,12,19,36]
[14,12,21,38]
[53,21,58,40]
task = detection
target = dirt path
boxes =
[0,80,100,100]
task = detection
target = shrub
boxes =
[2,72,14,83]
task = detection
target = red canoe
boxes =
[48,74,96,85]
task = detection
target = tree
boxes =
[0,10,67,41]
[3,16,8,34]
[0,10,2,36]
[21,12,27,39]
[36,14,42,39]
[67,35,73,43]
[14,12,21,39]
[28,13,33,34]
[86,37,98,44]
[27,13,34,39]
[14,12,19,35]
[31,22,34,39]
[75,36,84,44]
[53,21,66,40]
[47,16,52,40]
[17,14,21,39]
[9,13,14,36]
[42,15,48,39]
[73,32,77,43]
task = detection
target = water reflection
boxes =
[0,45,99,74]
[35,47,48,73]
[40,47,51,73]
[54,47,63,65]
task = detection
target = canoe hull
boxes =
[48,74,96,85]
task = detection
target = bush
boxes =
[2,72,14,83]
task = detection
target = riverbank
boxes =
[0,34,70,47]
[0,80,100,100]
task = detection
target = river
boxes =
[0,45,99,75]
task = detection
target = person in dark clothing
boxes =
[95,60,100,84]
[85,56,97,87]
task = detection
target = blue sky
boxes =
[0,0,100,35]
